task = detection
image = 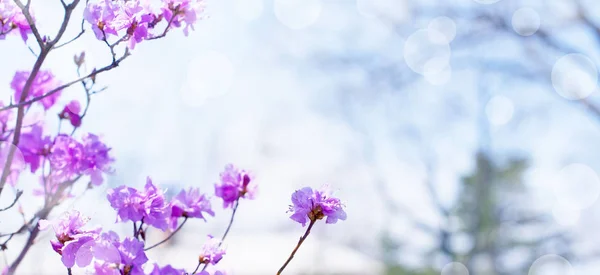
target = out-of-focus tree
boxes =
[294,0,600,274]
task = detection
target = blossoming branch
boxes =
[0,1,347,274]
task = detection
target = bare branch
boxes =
[0,190,23,212]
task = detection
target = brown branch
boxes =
[0,52,129,113]
[276,219,316,275]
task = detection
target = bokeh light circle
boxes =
[512,7,541,36]
[274,0,322,30]
[404,29,451,75]
[528,254,574,275]
[441,262,469,275]
[552,163,600,210]
[428,16,457,44]
[485,95,514,126]
[551,53,598,100]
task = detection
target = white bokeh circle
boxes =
[473,0,501,4]
[512,7,541,36]
[233,0,263,21]
[552,204,580,226]
[485,95,514,126]
[551,53,598,100]
[274,0,322,30]
[182,51,235,107]
[404,29,451,75]
[428,16,457,44]
[552,163,600,210]
[441,262,469,275]
[528,254,574,275]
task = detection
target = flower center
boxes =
[308,205,324,222]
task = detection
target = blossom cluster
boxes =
[39,164,254,274]
[0,0,32,41]
[84,0,205,49]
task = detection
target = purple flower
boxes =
[288,185,347,226]
[84,0,119,40]
[47,133,113,185]
[140,178,172,230]
[214,164,257,208]
[39,210,101,268]
[49,135,84,182]
[10,70,62,110]
[118,0,153,49]
[0,0,33,42]
[107,185,144,223]
[149,264,186,275]
[91,233,147,275]
[170,187,214,220]
[107,177,171,230]
[59,100,82,127]
[161,0,205,36]
[18,124,51,173]
[93,262,120,275]
[117,237,148,274]
[80,133,114,185]
[198,235,226,265]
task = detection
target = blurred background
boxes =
[2,0,600,274]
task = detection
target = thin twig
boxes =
[190,262,203,275]
[198,200,239,273]
[144,217,188,251]
[189,200,240,274]
[0,190,23,212]
[147,9,178,41]
[54,18,86,49]
[0,52,129,113]
[276,219,317,275]
[219,200,239,245]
